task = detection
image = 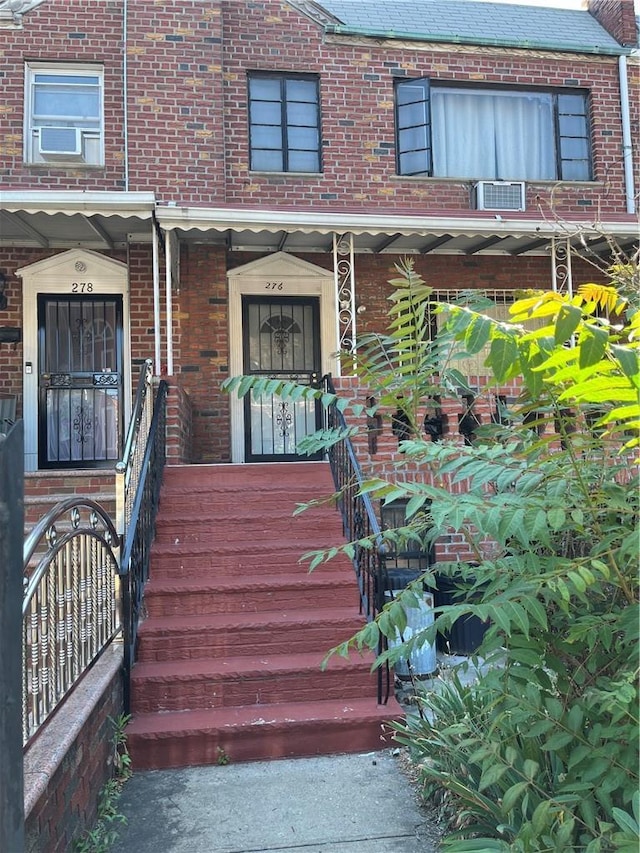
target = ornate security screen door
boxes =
[37,295,123,469]
[243,296,322,462]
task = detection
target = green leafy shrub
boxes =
[224,257,639,850]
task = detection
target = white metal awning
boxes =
[1,192,638,256]
[155,204,640,257]
[0,191,156,249]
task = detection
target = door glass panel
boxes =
[39,296,122,468]
[243,297,321,461]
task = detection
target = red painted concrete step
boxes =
[126,697,401,770]
[128,461,403,768]
[147,542,353,579]
[142,573,358,617]
[136,608,367,661]
[130,652,379,713]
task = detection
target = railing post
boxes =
[1,422,25,853]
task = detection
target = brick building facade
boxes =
[0,0,638,468]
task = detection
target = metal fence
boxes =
[119,379,168,712]
[22,498,121,746]
[20,359,168,745]
[323,375,392,704]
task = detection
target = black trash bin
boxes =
[433,569,490,655]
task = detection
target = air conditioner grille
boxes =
[39,127,82,156]
[475,181,525,211]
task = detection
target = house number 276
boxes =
[265,282,283,290]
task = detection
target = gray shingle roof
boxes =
[310,0,627,54]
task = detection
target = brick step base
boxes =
[126,697,400,770]
[143,573,358,616]
[130,652,378,713]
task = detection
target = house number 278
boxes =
[71,282,94,292]
[265,282,283,290]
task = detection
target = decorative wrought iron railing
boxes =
[22,499,121,746]
[117,378,168,712]
[322,374,391,704]
[116,359,155,535]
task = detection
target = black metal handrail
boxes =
[118,379,168,712]
[323,374,391,704]
[116,359,154,535]
[23,498,121,745]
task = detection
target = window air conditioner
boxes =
[473,181,525,212]
[38,127,82,157]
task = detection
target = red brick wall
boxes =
[165,376,194,464]
[221,0,636,217]
[173,245,230,463]
[1,1,635,215]
[24,654,123,853]
[589,0,638,46]
[125,1,226,203]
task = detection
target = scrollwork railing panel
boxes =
[22,499,120,746]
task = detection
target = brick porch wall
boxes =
[332,375,522,564]
[23,647,123,853]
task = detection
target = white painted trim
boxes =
[2,190,155,214]
[227,253,339,464]
[157,205,640,240]
[18,249,131,472]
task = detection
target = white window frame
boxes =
[24,62,104,166]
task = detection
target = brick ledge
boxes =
[23,644,122,817]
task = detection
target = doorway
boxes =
[37,294,123,468]
[242,295,321,462]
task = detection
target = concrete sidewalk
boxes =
[109,750,444,852]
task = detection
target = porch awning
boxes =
[1,191,637,256]
[0,191,156,249]
[156,204,640,256]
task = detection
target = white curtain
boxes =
[432,87,556,180]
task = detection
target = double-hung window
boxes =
[395,79,591,182]
[25,63,104,166]
[248,73,321,173]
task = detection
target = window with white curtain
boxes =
[395,80,591,182]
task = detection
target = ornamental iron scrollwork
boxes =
[72,405,93,445]
[93,372,119,387]
[50,373,72,387]
[333,232,356,353]
[275,401,293,439]
[551,237,573,297]
[261,315,301,359]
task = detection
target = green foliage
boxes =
[216,746,230,765]
[224,256,639,850]
[73,714,132,852]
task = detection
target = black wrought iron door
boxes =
[243,296,322,462]
[38,295,123,469]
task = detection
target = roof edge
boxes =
[323,23,631,56]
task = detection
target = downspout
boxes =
[152,218,162,375]
[618,55,636,215]
[122,0,129,191]
[165,230,175,376]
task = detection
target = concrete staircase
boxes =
[126,462,403,769]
